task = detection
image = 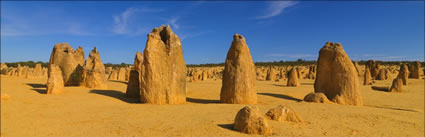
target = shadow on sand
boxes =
[217,124,235,132]
[109,80,128,84]
[30,88,47,94]
[366,105,419,113]
[27,83,47,94]
[258,92,303,102]
[186,97,220,104]
[89,89,140,103]
[27,83,46,88]
[371,86,389,92]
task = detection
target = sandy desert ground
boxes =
[1,75,424,137]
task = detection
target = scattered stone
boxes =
[303,92,331,103]
[233,106,272,135]
[265,105,303,123]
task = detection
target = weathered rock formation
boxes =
[126,51,143,98]
[389,78,403,92]
[80,47,107,89]
[398,64,409,85]
[140,25,187,104]
[33,64,43,78]
[266,66,276,81]
[286,68,300,87]
[312,42,362,106]
[366,60,379,79]
[409,61,423,79]
[363,66,373,85]
[108,69,119,80]
[220,34,257,104]
[46,64,64,94]
[117,67,126,81]
[48,43,84,86]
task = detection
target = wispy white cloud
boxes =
[65,23,93,36]
[168,17,180,30]
[112,7,163,35]
[256,1,297,19]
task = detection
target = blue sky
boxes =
[1,1,424,64]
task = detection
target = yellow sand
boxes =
[1,75,424,136]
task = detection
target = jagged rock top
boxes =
[322,42,343,51]
[148,25,178,45]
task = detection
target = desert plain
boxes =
[1,69,424,136]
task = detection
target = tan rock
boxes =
[233,106,272,135]
[126,51,143,98]
[364,66,373,85]
[375,69,387,80]
[314,42,362,106]
[287,68,300,87]
[33,64,43,78]
[125,67,131,81]
[398,64,409,85]
[389,78,403,92]
[201,70,208,80]
[220,34,257,104]
[48,43,85,86]
[265,105,303,123]
[303,92,331,103]
[117,67,126,81]
[105,67,113,75]
[46,64,64,94]
[140,25,187,104]
[80,47,107,89]
[0,63,7,75]
[108,69,119,80]
[409,61,423,79]
[279,69,286,80]
[305,65,316,79]
[266,66,276,81]
[354,61,360,76]
[366,60,378,79]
